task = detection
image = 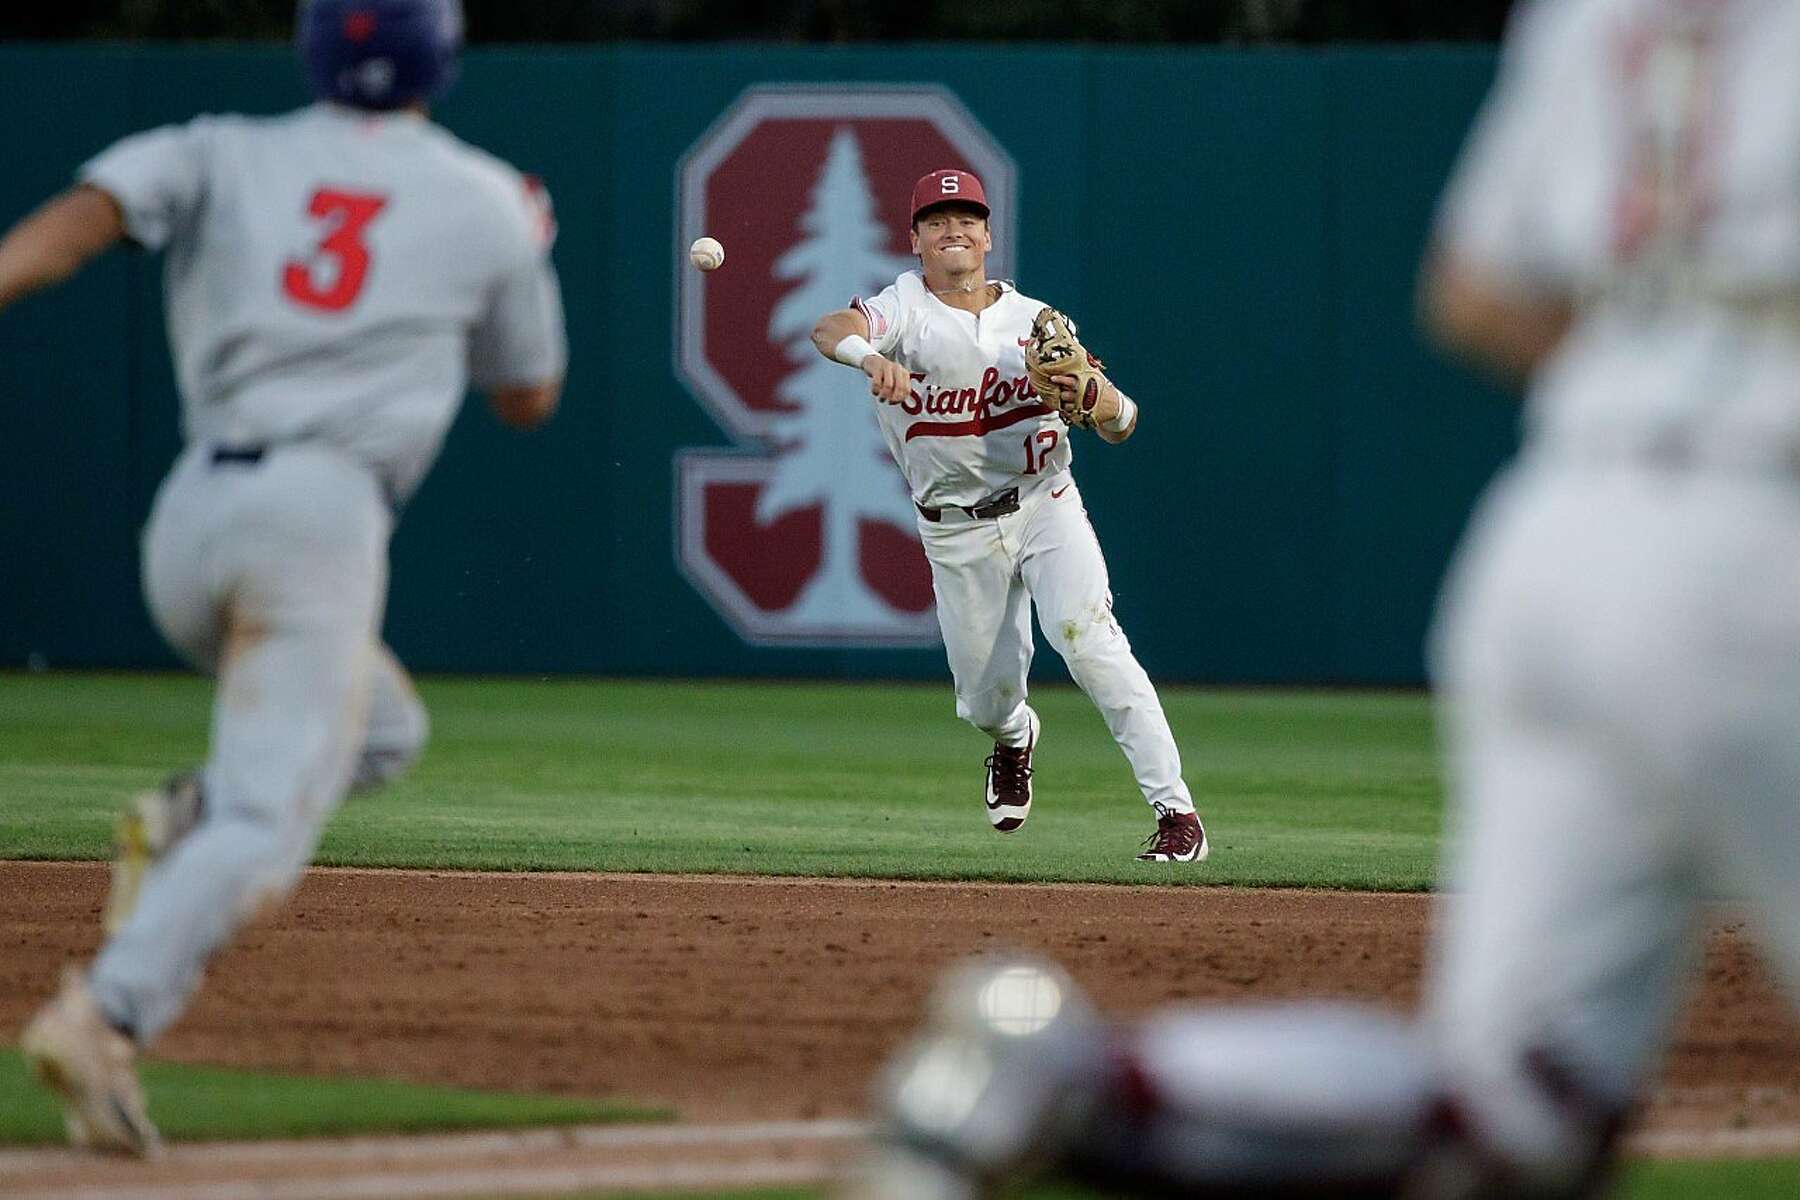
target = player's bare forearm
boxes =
[1419,250,1571,380]
[810,308,870,361]
[487,378,561,429]
[0,186,125,313]
[812,307,910,403]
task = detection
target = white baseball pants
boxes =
[89,442,419,1043]
[1423,460,1800,1176]
[1070,460,1800,1194]
[918,472,1194,815]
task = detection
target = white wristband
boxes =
[1102,391,1137,434]
[833,334,878,367]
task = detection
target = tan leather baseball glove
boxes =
[1023,306,1107,430]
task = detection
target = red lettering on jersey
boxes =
[904,403,1050,442]
[1608,16,1721,263]
[282,188,389,313]
[898,365,1045,440]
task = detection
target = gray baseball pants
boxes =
[89,442,425,1043]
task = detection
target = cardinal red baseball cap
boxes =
[910,169,989,223]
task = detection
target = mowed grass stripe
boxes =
[0,673,1443,889]
[0,1050,662,1147]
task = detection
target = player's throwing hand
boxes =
[861,354,911,404]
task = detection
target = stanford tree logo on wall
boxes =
[674,85,1018,647]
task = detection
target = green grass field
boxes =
[0,671,1442,888]
[3,671,1792,1197]
[0,1050,660,1145]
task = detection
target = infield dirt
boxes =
[4,860,1798,1146]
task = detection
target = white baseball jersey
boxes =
[80,102,567,503]
[1425,0,1800,1178]
[855,271,1070,509]
[1436,0,1800,474]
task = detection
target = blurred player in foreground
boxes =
[856,0,1800,1195]
[811,170,1207,863]
[1,0,565,1155]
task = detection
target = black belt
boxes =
[210,444,267,466]
[915,487,1020,523]
[201,441,403,517]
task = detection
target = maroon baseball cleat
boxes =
[1136,802,1208,862]
[984,709,1040,833]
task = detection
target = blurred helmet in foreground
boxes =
[845,956,1106,1200]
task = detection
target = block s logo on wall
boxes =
[673,85,1017,646]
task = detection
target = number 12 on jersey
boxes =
[282,188,389,313]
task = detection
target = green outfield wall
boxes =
[0,44,1513,684]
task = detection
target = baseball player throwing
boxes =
[2,0,565,1155]
[857,1,1800,1196]
[810,169,1206,862]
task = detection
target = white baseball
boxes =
[689,236,725,271]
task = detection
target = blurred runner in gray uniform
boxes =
[0,0,565,1156]
[855,1,1800,1197]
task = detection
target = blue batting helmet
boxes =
[297,0,463,111]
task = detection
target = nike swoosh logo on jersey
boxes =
[1051,484,1070,499]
